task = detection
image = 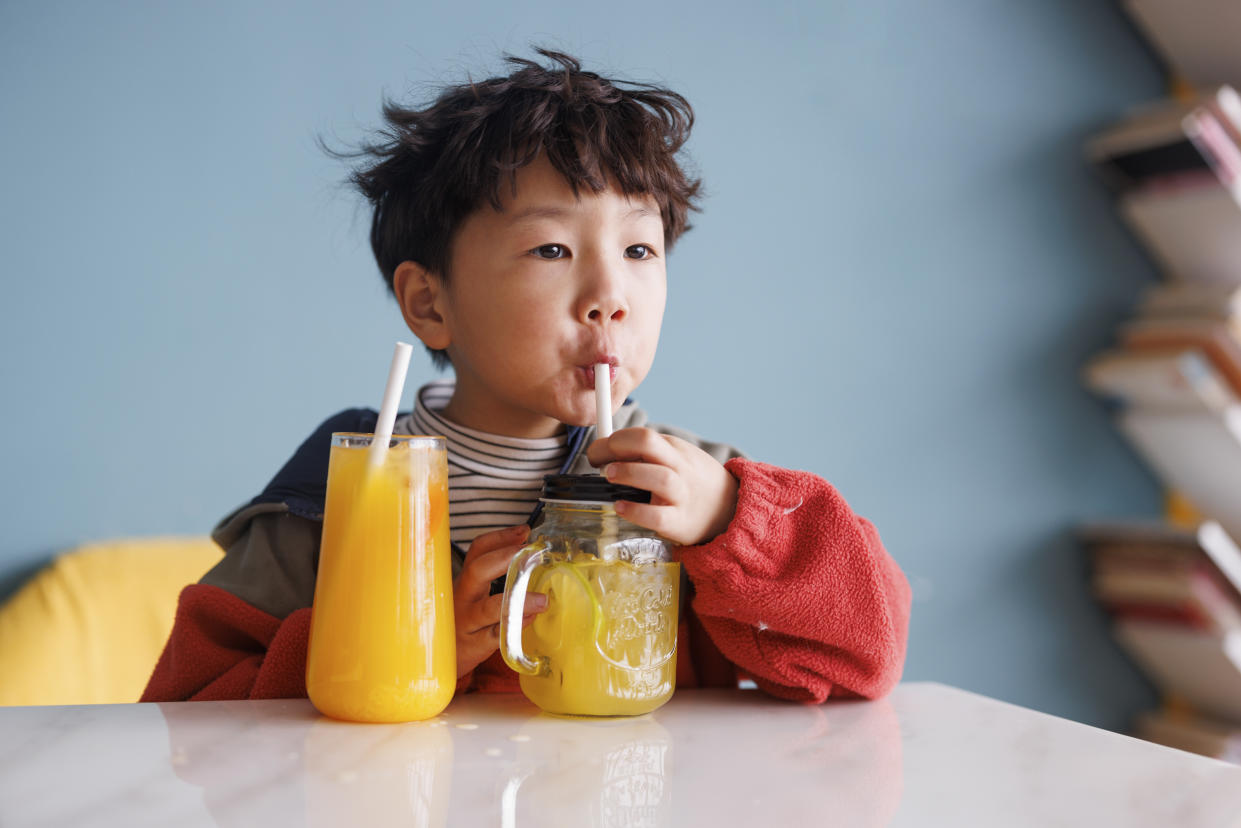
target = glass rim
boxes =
[330,432,445,447]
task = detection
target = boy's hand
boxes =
[454,524,545,679]
[586,428,739,547]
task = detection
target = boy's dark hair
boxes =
[337,48,702,369]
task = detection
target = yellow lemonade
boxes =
[306,435,456,722]
[518,558,680,716]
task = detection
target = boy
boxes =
[143,49,909,704]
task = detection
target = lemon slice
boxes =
[547,561,603,640]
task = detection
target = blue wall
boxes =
[1,1,1168,728]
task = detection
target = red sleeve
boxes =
[140,584,311,702]
[679,458,911,703]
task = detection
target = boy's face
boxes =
[427,155,667,438]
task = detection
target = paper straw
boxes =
[594,363,619,557]
[594,363,613,439]
[369,341,414,469]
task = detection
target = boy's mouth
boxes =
[577,360,618,390]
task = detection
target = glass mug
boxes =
[500,474,681,717]
[306,433,456,723]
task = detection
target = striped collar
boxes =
[396,379,569,471]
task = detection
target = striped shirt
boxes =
[394,380,570,550]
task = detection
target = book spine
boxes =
[1184,109,1241,186]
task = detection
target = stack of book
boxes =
[1080,521,1241,761]
[1081,2,1241,761]
[1082,275,1241,544]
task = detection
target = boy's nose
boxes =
[578,261,628,324]
[586,304,626,323]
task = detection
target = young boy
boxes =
[143,49,910,704]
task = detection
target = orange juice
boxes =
[306,434,455,722]
[518,558,680,716]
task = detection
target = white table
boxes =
[1,683,1239,827]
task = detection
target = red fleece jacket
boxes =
[142,458,910,704]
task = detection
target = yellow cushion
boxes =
[0,537,223,706]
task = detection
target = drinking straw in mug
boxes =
[369,341,414,469]
[594,362,619,557]
[594,363,613,439]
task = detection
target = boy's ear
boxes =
[393,260,451,351]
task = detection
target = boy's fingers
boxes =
[603,462,683,504]
[457,524,531,599]
[468,610,543,645]
[457,630,492,661]
[483,612,544,637]
[585,437,612,467]
[458,543,526,601]
[462,524,530,566]
[461,594,507,634]
[614,501,680,543]
[461,590,548,635]
[589,428,682,469]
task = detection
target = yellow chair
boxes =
[0,537,222,706]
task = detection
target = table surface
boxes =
[2,682,1240,827]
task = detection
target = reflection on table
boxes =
[1,684,1239,827]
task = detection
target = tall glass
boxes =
[306,433,455,722]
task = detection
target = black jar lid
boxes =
[541,473,652,504]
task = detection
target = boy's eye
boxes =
[533,244,567,260]
[625,244,655,260]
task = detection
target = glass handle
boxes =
[499,542,551,677]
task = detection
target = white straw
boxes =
[594,363,613,439]
[369,341,414,469]
[594,362,618,558]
